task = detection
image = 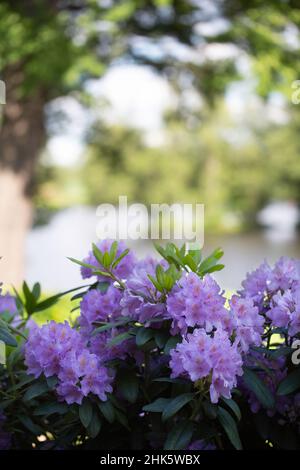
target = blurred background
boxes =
[1,0,300,292]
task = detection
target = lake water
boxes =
[26,206,300,292]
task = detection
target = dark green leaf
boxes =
[217,407,242,450]
[34,402,68,416]
[164,336,180,354]
[136,327,154,347]
[79,399,93,428]
[164,421,194,450]
[277,368,300,395]
[0,327,17,347]
[92,317,131,336]
[87,412,102,438]
[221,397,241,421]
[23,382,49,401]
[34,285,88,312]
[154,330,169,349]
[143,398,171,412]
[118,371,139,403]
[18,415,43,435]
[98,400,115,423]
[108,331,132,347]
[162,393,194,422]
[243,367,275,409]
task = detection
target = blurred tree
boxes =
[1,0,300,282]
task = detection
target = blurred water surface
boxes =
[26,206,300,292]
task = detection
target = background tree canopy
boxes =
[1,0,300,283]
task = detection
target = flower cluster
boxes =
[81,239,136,282]
[267,289,300,337]
[170,328,243,403]
[79,285,122,335]
[25,321,112,404]
[120,257,168,323]
[167,272,228,335]
[229,295,264,353]
[0,290,18,315]
[241,351,300,423]
[241,257,300,338]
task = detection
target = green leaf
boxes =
[109,241,118,262]
[277,368,300,395]
[111,249,130,268]
[162,393,194,422]
[217,407,242,450]
[164,421,194,450]
[205,264,225,273]
[198,248,224,275]
[92,243,104,265]
[46,376,58,389]
[203,400,218,419]
[154,330,169,349]
[136,327,154,347]
[32,283,41,301]
[98,400,115,423]
[108,331,132,347]
[153,377,189,385]
[0,326,18,347]
[34,285,87,312]
[148,274,163,293]
[22,281,37,314]
[143,398,171,412]
[114,409,130,430]
[87,412,102,438]
[102,252,111,268]
[23,382,49,401]
[92,317,131,336]
[33,402,68,416]
[18,415,43,435]
[8,373,35,391]
[243,367,275,409]
[221,398,241,421]
[118,371,139,403]
[164,336,180,354]
[79,399,93,428]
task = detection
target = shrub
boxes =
[0,241,299,450]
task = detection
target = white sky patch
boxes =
[87,65,175,132]
[46,136,85,167]
[46,97,89,166]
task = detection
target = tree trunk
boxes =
[0,64,46,286]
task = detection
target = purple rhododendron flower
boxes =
[266,289,300,337]
[0,291,18,315]
[120,257,168,323]
[241,257,300,308]
[80,239,136,281]
[229,295,264,353]
[25,321,113,404]
[170,328,243,403]
[167,272,229,335]
[79,285,122,335]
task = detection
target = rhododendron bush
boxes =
[0,240,299,450]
